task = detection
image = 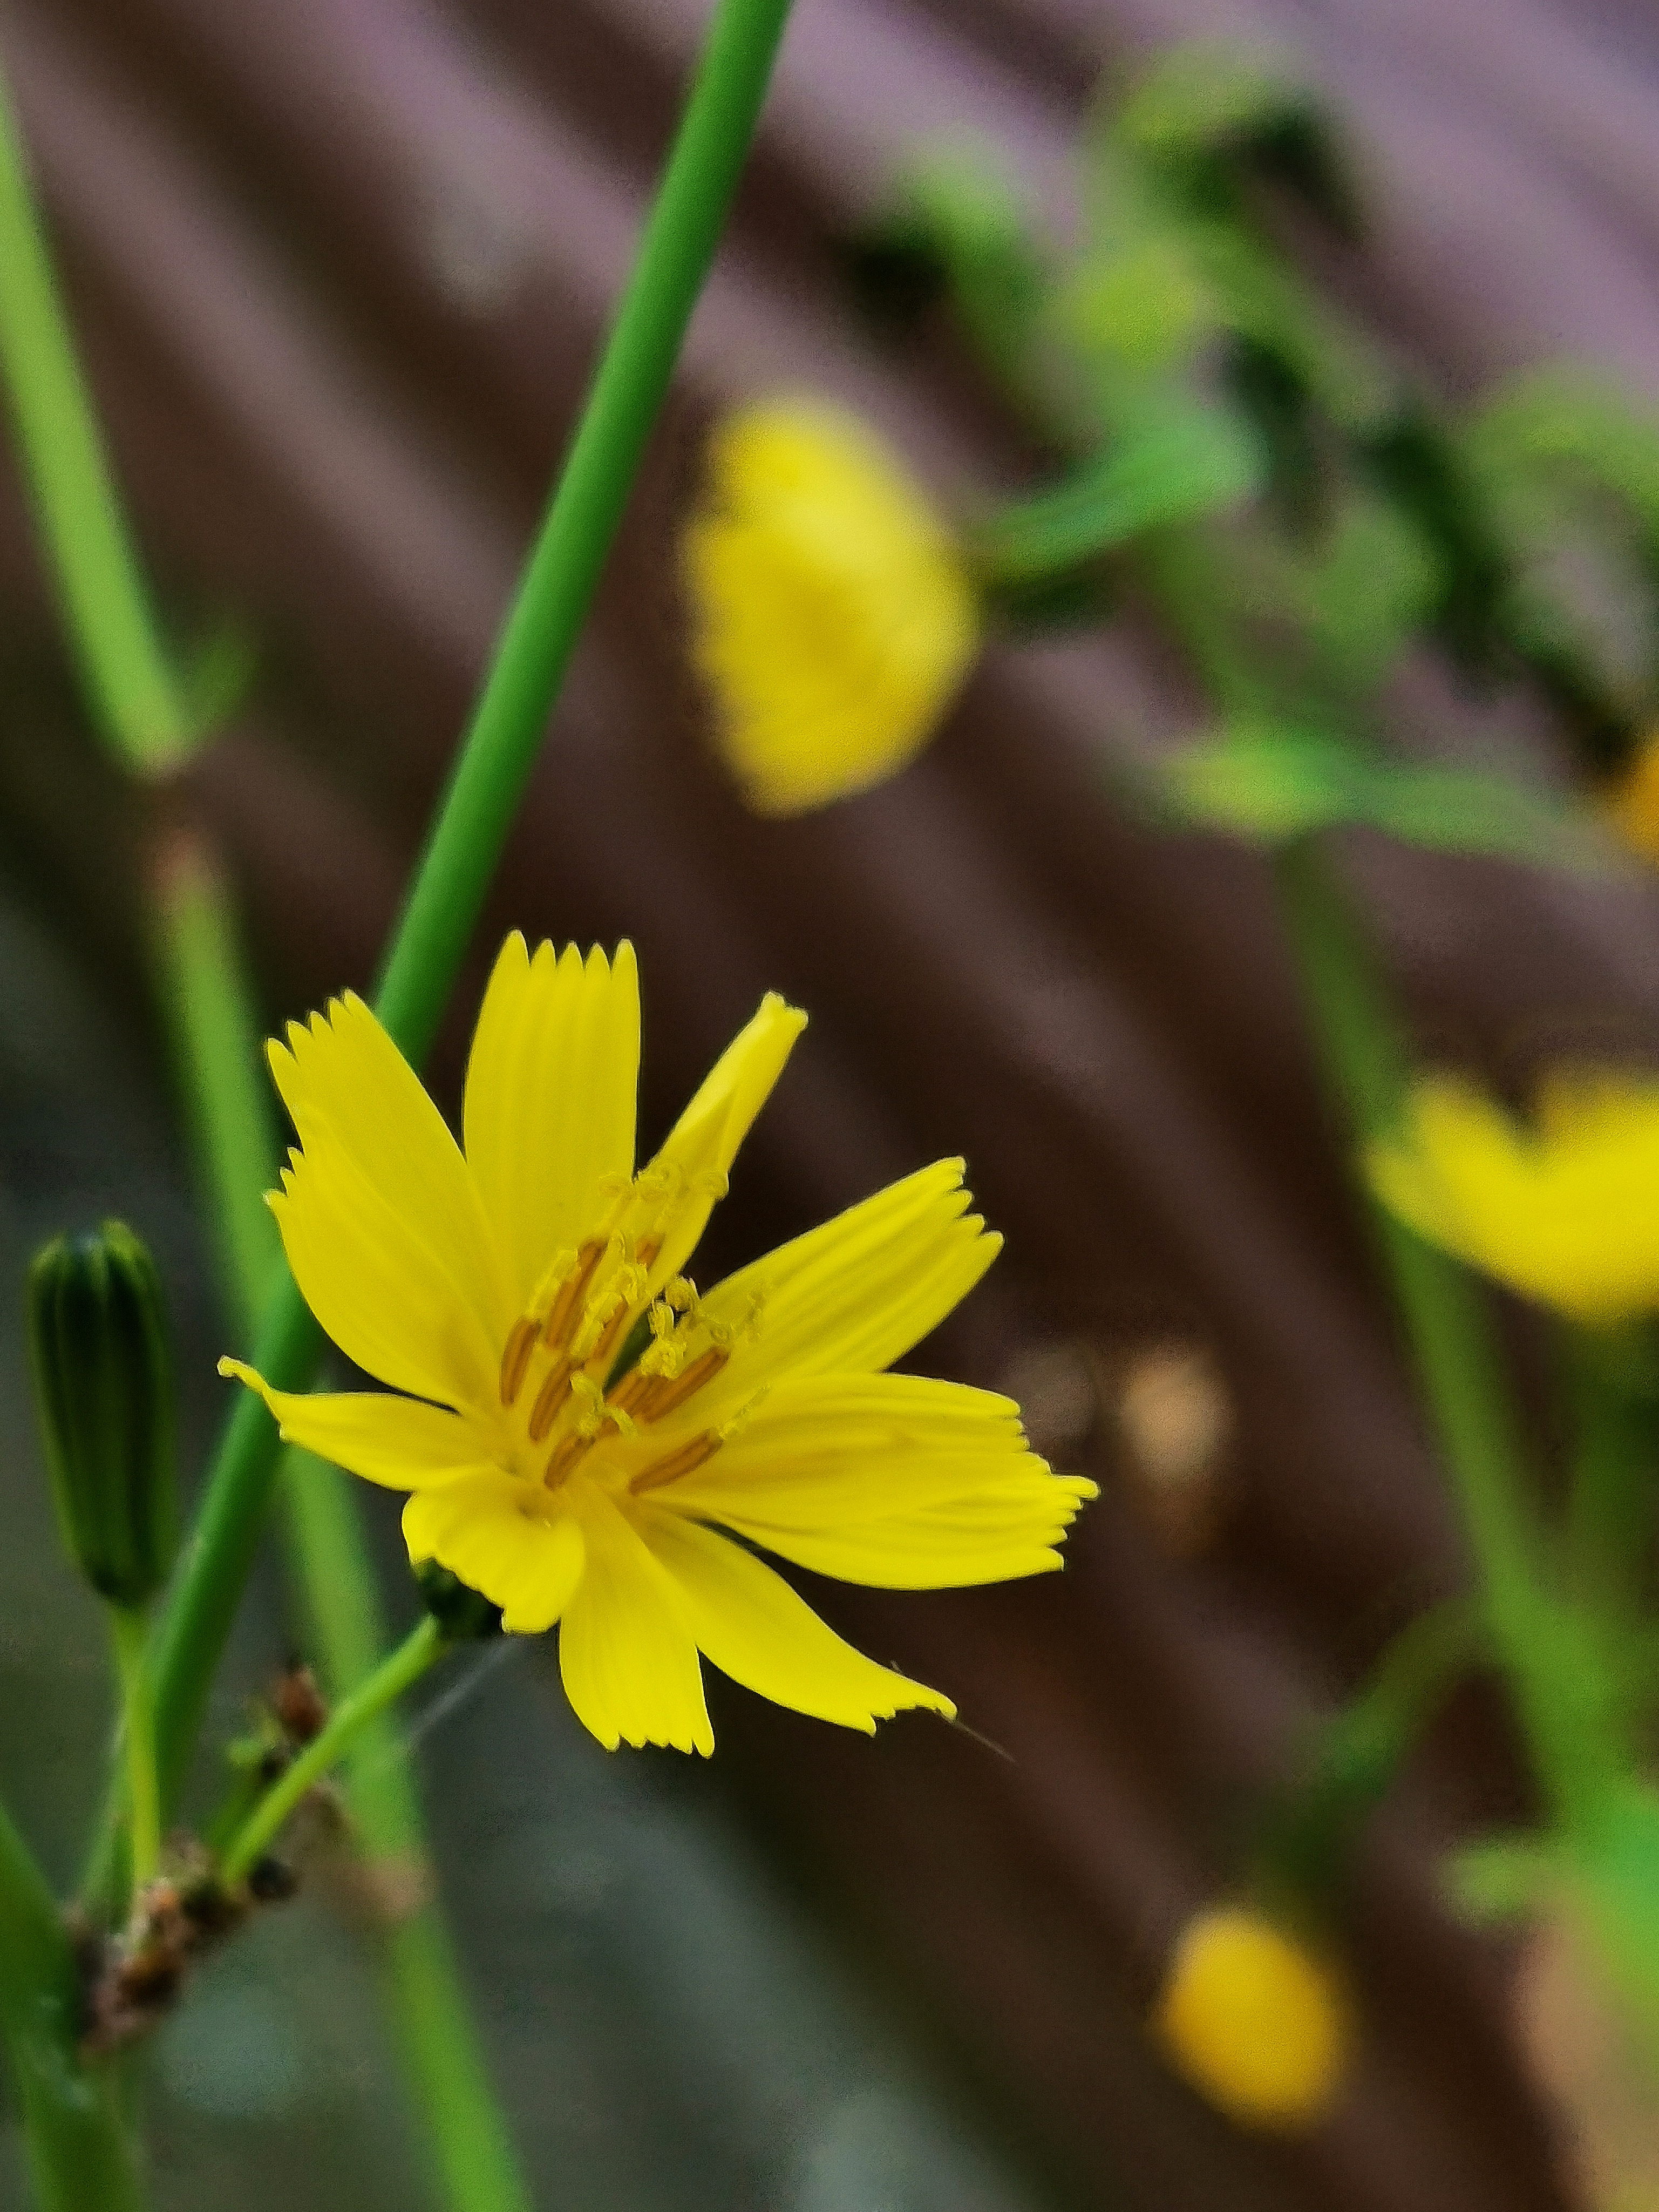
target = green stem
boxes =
[1257,1599,1478,1905]
[149,853,529,2210]
[144,0,798,1827]
[0,1797,144,2212]
[148,833,282,1342]
[1272,839,1613,1819]
[108,1609,160,1891]
[0,56,188,772]
[220,1620,444,1886]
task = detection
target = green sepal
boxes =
[414,1562,504,1643]
[1158,721,1610,869]
[26,1221,178,1609]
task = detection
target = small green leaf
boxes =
[1161,723,1610,869]
[975,398,1262,583]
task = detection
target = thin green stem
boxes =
[142,0,798,1827]
[108,1609,160,1891]
[149,850,529,2210]
[0,57,188,772]
[220,1620,444,1887]
[148,833,282,1342]
[1272,839,1617,1820]
[0,1796,144,2212]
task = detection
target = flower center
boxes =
[493,1164,756,1497]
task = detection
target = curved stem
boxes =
[219,1619,444,1887]
[0,57,187,771]
[0,1795,145,2211]
[108,1609,160,1891]
[141,0,799,1824]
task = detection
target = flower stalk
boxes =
[219,1619,445,1887]
[108,1608,161,1891]
[148,0,801,1815]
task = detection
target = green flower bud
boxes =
[28,1221,178,1608]
[414,1561,503,1641]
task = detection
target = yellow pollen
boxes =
[543,1240,605,1348]
[498,1317,539,1407]
[629,1431,722,1495]
[526,1356,575,1443]
[637,1345,729,1423]
[587,1297,636,1369]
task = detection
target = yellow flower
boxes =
[1366,1073,1659,1321]
[223,936,1093,1755]
[682,399,980,814]
[1606,735,1659,866]
[1152,1906,1352,2132]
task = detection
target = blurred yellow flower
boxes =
[1606,735,1659,865]
[1366,1073,1659,1321]
[682,399,980,813]
[1152,1906,1352,2132]
[224,935,1093,1755]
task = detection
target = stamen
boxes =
[635,1236,662,1273]
[629,1431,722,1495]
[606,1365,656,1416]
[543,1431,593,1488]
[586,1296,637,1370]
[636,1345,729,1423]
[498,1318,539,1407]
[543,1240,604,1349]
[526,1358,575,1443]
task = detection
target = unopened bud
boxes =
[1152,1904,1352,2131]
[414,1561,503,1641]
[28,1222,178,1609]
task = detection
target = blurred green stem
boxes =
[1272,839,1616,1821]
[0,59,188,772]
[149,842,532,2212]
[108,1608,160,1891]
[0,1796,143,2212]
[147,0,798,1819]
[220,1620,445,1884]
[0,41,531,2211]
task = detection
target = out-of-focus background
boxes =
[2,0,1658,2206]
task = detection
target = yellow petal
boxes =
[654,1373,1096,1589]
[268,992,509,1397]
[644,992,807,1283]
[684,401,980,815]
[219,1359,501,1488]
[402,1474,586,1633]
[269,1141,501,1410]
[637,1507,954,1731]
[463,937,640,1309]
[689,1161,998,1420]
[1368,1075,1659,1319]
[556,1478,712,1754]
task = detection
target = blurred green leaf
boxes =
[975,397,1262,582]
[1161,721,1609,867]
[1116,43,1363,239]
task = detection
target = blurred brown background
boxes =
[4,0,1659,2207]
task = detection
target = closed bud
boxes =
[414,1561,503,1642]
[28,1222,178,1608]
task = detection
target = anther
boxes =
[629,1431,722,1495]
[498,1318,539,1408]
[543,1240,604,1349]
[587,1297,636,1370]
[637,1345,729,1423]
[635,1236,662,1273]
[526,1358,575,1443]
[543,1431,593,1488]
